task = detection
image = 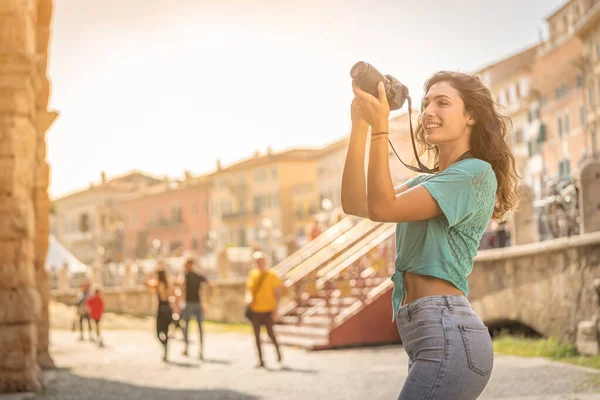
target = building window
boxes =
[580,104,586,127]
[220,200,231,215]
[558,159,571,177]
[564,113,570,135]
[513,128,523,145]
[538,123,546,143]
[527,139,537,156]
[79,213,90,233]
[557,116,563,137]
[239,228,247,247]
[170,206,182,223]
[576,74,584,88]
[589,86,595,108]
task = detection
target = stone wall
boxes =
[470,231,600,343]
[52,279,249,324]
[0,0,56,393]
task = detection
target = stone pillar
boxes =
[512,183,537,245]
[0,0,44,392]
[579,161,600,234]
[32,0,57,371]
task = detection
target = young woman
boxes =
[144,265,174,362]
[342,71,519,399]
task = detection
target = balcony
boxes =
[146,217,185,229]
[222,210,248,220]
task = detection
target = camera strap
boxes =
[387,96,474,174]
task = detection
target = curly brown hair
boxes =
[414,71,520,221]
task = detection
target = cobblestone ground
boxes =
[8,329,600,400]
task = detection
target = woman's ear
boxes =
[466,110,476,126]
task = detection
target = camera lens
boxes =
[350,62,369,79]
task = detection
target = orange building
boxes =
[208,148,321,260]
[525,0,597,199]
[575,0,600,160]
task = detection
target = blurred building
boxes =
[475,45,538,183]
[317,137,348,212]
[51,171,161,264]
[575,0,600,162]
[525,0,595,198]
[208,147,320,260]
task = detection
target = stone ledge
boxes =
[475,231,600,262]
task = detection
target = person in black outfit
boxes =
[144,265,173,362]
[74,281,92,341]
[181,258,212,359]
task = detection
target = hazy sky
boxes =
[47,0,566,198]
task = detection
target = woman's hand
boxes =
[352,81,390,132]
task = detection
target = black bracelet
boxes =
[370,135,388,142]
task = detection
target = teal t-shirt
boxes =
[391,158,497,320]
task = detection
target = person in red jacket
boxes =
[86,288,105,347]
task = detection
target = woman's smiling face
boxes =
[421,81,474,146]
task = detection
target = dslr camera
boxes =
[350,61,409,110]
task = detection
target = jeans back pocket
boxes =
[459,324,494,377]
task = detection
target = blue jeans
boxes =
[395,295,493,400]
[182,302,204,352]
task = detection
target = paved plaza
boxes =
[4,329,600,400]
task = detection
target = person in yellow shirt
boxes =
[246,251,283,368]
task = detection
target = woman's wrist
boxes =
[351,120,369,134]
[371,120,389,133]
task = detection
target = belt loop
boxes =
[445,295,454,311]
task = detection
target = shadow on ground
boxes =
[27,369,260,400]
